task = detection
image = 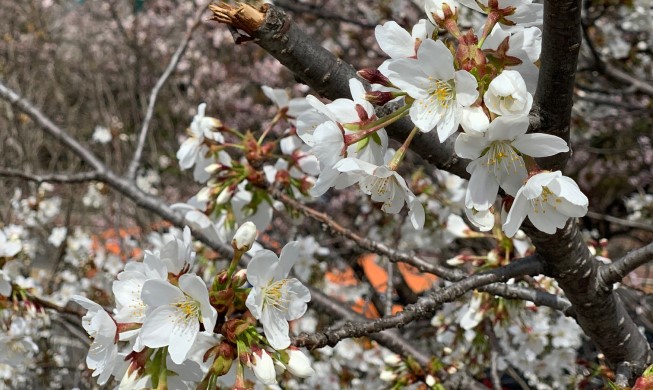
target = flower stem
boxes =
[388,126,419,170]
[344,103,410,146]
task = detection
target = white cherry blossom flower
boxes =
[246,242,311,350]
[334,157,425,229]
[159,226,195,275]
[71,295,118,385]
[48,227,67,247]
[139,274,218,364]
[484,70,533,116]
[297,79,389,196]
[112,250,167,324]
[455,115,568,210]
[177,103,224,182]
[503,171,588,237]
[92,126,112,144]
[386,39,483,141]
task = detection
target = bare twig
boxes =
[126,4,207,179]
[586,210,653,233]
[0,168,100,184]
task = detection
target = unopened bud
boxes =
[286,348,315,378]
[232,221,257,251]
[357,68,393,87]
[216,187,234,205]
[365,91,397,106]
[231,269,247,287]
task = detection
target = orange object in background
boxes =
[325,253,438,319]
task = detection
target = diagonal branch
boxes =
[293,255,543,347]
[126,3,207,179]
[273,187,573,314]
[208,3,469,179]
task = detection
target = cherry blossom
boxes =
[139,274,218,364]
[246,242,311,350]
[334,157,425,229]
[484,70,533,116]
[71,295,119,385]
[458,0,543,28]
[455,115,569,210]
[177,103,224,183]
[385,39,483,141]
[503,171,589,237]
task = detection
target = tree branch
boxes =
[293,255,543,348]
[531,0,582,171]
[126,3,207,179]
[207,3,470,179]
[0,168,100,184]
[274,187,573,314]
[602,242,653,286]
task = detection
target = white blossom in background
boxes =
[71,295,118,385]
[48,227,67,247]
[136,169,160,196]
[386,39,484,141]
[91,126,112,144]
[139,274,218,364]
[455,115,569,210]
[484,70,533,117]
[0,229,21,258]
[262,85,312,119]
[177,103,224,183]
[82,183,107,208]
[503,171,589,237]
[246,242,311,350]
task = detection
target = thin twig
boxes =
[601,242,653,285]
[0,168,100,184]
[126,4,207,179]
[586,211,653,233]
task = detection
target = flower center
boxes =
[530,187,562,214]
[483,141,523,176]
[174,298,201,321]
[262,279,293,313]
[425,78,454,109]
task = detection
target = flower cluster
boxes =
[70,224,314,387]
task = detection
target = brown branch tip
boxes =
[208,2,268,34]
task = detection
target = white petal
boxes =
[375,21,415,59]
[512,134,569,157]
[417,39,455,81]
[141,279,183,307]
[262,307,291,350]
[455,133,490,159]
[247,250,279,287]
[169,317,199,364]
[502,190,529,237]
[487,115,529,141]
[454,70,479,106]
[460,106,489,134]
[139,306,178,348]
[277,242,300,280]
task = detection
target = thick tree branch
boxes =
[531,0,582,171]
[525,221,653,385]
[127,3,206,179]
[208,3,470,179]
